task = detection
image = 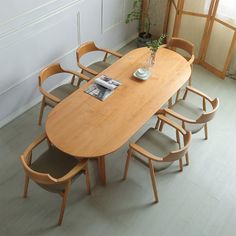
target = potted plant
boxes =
[126,0,152,47]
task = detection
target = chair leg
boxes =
[85,164,91,194]
[185,152,189,166]
[98,156,106,185]
[77,78,82,87]
[188,76,192,86]
[204,123,208,140]
[175,89,181,103]
[179,158,183,172]
[38,97,46,126]
[168,97,172,108]
[71,75,76,85]
[148,159,159,203]
[58,182,71,226]
[159,121,164,132]
[123,149,132,180]
[23,175,30,198]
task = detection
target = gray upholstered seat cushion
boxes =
[30,146,82,193]
[84,61,111,78]
[133,128,179,171]
[45,83,78,107]
[169,99,205,133]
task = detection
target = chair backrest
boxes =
[164,131,191,162]
[76,41,99,63]
[167,37,195,64]
[20,134,59,185]
[156,115,191,162]
[38,63,64,86]
[196,97,220,123]
[21,154,57,185]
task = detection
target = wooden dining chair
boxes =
[123,114,191,203]
[164,86,219,139]
[76,41,122,79]
[38,63,90,125]
[20,133,91,225]
[161,37,195,78]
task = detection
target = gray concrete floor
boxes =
[1,41,236,236]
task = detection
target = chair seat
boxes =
[31,147,82,192]
[84,61,111,78]
[169,99,205,133]
[133,128,179,171]
[45,83,78,107]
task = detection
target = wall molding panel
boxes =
[0,0,137,127]
[101,0,125,33]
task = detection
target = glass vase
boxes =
[145,51,156,71]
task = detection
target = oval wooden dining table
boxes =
[46,47,191,185]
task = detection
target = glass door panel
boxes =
[205,21,234,71]
[178,15,207,59]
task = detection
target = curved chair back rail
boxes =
[20,133,65,185]
[196,98,220,124]
[168,37,194,56]
[39,63,65,85]
[76,41,99,59]
[164,131,191,162]
[161,37,195,64]
[21,155,59,185]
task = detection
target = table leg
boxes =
[98,156,106,185]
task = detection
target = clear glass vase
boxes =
[145,51,156,71]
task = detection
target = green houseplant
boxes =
[126,0,152,47]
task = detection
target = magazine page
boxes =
[95,75,121,90]
[84,83,113,101]
[84,75,121,101]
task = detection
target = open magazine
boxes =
[84,75,121,101]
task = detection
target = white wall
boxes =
[0,0,137,127]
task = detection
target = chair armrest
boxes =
[57,159,87,182]
[79,64,98,76]
[130,143,163,162]
[164,108,197,124]
[39,87,61,103]
[158,114,187,135]
[185,86,212,102]
[23,133,47,157]
[100,48,122,58]
[62,69,91,81]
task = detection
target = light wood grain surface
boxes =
[46,47,191,158]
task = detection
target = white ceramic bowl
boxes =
[136,68,148,78]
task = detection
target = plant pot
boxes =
[137,32,152,48]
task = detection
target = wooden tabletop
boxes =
[46,47,191,158]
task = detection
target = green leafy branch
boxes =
[146,34,167,53]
